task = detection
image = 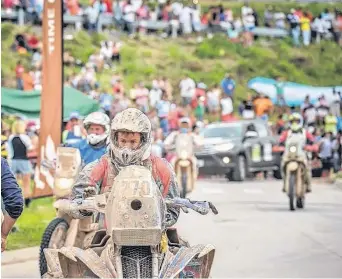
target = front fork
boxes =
[284,163,306,197]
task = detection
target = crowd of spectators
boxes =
[2,0,342,45]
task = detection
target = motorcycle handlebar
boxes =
[55,197,218,216]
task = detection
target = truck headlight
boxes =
[214,143,234,152]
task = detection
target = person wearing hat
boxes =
[62,112,86,145]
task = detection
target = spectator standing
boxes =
[264,6,273,27]
[312,15,325,44]
[156,92,171,136]
[287,9,300,46]
[179,4,192,36]
[274,9,286,29]
[15,61,24,90]
[85,2,101,32]
[123,0,136,35]
[220,95,234,122]
[179,75,196,106]
[221,73,236,99]
[330,88,341,117]
[1,157,24,252]
[300,12,311,46]
[7,120,33,206]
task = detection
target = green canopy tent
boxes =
[1,86,100,120]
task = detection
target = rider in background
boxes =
[164,117,202,180]
[64,112,110,166]
[279,112,315,192]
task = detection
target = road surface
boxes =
[2,178,342,278]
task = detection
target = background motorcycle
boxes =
[39,147,97,276]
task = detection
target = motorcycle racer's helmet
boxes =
[110,108,152,168]
[289,112,303,133]
[83,112,110,146]
[179,117,191,134]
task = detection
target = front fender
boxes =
[159,244,215,279]
[43,246,113,278]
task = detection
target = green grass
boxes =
[6,197,56,250]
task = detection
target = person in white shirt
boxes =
[312,15,325,43]
[179,76,196,106]
[274,11,286,29]
[330,89,341,117]
[179,5,192,35]
[149,84,162,108]
[191,5,202,33]
[123,0,136,34]
[221,95,233,118]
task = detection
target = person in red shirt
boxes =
[15,61,24,90]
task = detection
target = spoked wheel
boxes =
[289,173,296,211]
[39,218,69,276]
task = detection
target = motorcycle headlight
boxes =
[55,178,74,190]
[180,150,188,159]
[214,143,234,152]
[289,146,297,153]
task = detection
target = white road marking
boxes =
[201,188,225,194]
[243,189,264,194]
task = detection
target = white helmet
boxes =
[110,108,151,168]
[83,112,110,146]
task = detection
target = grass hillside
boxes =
[1,17,342,104]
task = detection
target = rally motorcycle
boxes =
[39,147,97,276]
[42,165,218,278]
[174,134,196,198]
[282,133,314,211]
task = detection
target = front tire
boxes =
[296,197,305,209]
[39,218,69,277]
[289,173,296,211]
[181,171,187,198]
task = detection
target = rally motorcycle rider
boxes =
[279,112,315,193]
[69,108,180,228]
[164,117,202,175]
[64,112,110,166]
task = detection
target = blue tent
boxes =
[247,77,342,107]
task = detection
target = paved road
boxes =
[2,179,342,278]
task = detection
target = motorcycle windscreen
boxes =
[105,165,166,246]
[175,134,194,159]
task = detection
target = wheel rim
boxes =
[239,157,246,179]
[48,222,68,249]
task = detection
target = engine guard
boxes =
[159,244,215,279]
[43,246,114,278]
